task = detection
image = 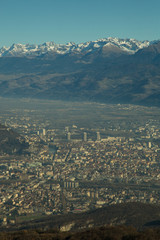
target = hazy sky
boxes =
[0,0,160,47]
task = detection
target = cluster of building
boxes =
[0,106,160,226]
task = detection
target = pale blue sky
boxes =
[0,0,160,47]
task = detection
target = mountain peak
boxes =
[0,37,151,57]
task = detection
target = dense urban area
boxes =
[0,98,160,227]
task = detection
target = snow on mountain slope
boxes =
[0,37,151,57]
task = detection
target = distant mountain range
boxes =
[0,38,151,57]
[0,37,160,106]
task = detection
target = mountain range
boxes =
[0,37,160,106]
[0,38,151,57]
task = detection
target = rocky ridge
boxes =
[0,38,151,57]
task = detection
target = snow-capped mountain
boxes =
[0,39,160,106]
[0,37,151,57]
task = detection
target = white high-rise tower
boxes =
[84,132,87,141]
[97,131,101,141]
[43,128,46,136]
[67,132,71,141]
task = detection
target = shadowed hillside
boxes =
[3,203,160,232]
[0,124,28,155]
